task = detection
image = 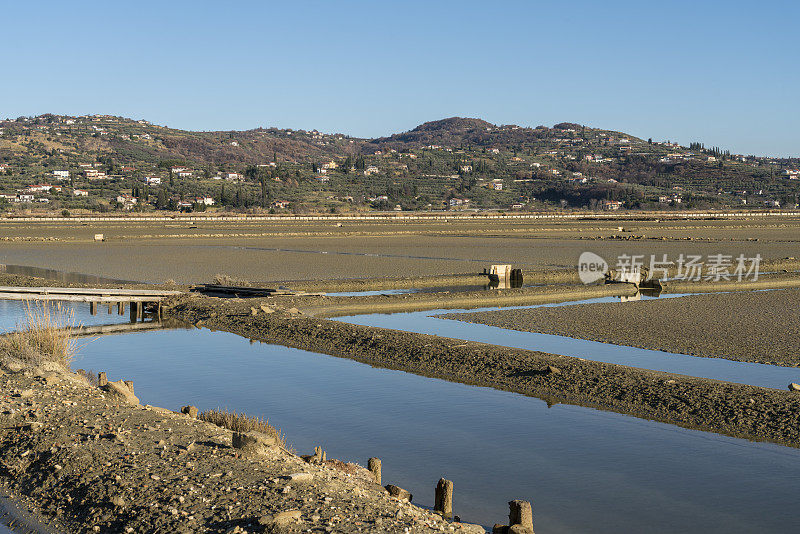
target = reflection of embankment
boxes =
[72,318,191,337]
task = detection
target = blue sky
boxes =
[3,1,798,156]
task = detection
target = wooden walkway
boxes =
[0,287,182,303]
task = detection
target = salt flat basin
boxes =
[333,295,800,389]
[66,327,800,533]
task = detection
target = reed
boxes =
[0,301,80,368]
[199,408,286,449]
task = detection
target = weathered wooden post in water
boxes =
[434,478,453,518]
[508,500,534,533]
[90,301,97,315]
[107,302,114,314]
[368,457,381,485]
[118,301,125,315]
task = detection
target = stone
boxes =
[260,305,275,314]
[492,525,508,534]
[385,484,412,502]
[789,383,800,392]
[181,405,198,418]
[286,307,301,315]
[456,523,488,534]
[250,307,259,316]
[287,472,313,483]
[508,526,534,534]
[508,500,533,531]
[110,496,126,507]
[546,365,561,375]
[101,380,139,405]
[4,360,25,373]
[98,372,108,387]
[231,431,278,455]
[272,509,301,525]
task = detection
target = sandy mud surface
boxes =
[445,287,800,366]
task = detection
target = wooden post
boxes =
[129,302,138,322]
[156,302,162,322]
[90,301,97,315]
[508,500,533,531]
[98,372,107,387]
[138,302,143,320]
[118,301,125,315]
[368,457,381,485]
[434,478,453,518]
[107,302,114,314]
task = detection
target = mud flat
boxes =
[445,286,800,367]
[167,295,800,447]
[0,360,482,533]
[3,216,800,284]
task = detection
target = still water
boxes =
[334,295,800,389]
[3,300,800,532]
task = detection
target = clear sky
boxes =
[3,1,798,156]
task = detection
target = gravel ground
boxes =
[0,360,485,533]
[444,289,800,366]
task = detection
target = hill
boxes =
[0,114,797,214]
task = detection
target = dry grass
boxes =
[0,301,81,368]
[199,408,286,448]
[212,274,252,287]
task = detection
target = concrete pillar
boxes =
[508,500,533,531]
[368,457,382,485]
[90,301,97,315]
[434,478,453,518]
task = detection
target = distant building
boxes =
[364,165,380,176]
[144,176,161,185]
[271,200,290,209]
[601,200,624,211]
[73,189,88,197]
[53,170,70,180]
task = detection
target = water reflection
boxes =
[0,263,138,285]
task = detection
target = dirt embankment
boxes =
[291,283,638,317]
[167,296,800,448]
[444,288,800,367]
[0,363,483,533]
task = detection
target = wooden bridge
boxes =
[0,286,183,321]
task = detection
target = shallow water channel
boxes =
[2,299,800,532]
[334,295,800,390]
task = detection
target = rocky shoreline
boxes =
[167,295,800,448]
[0,359,485,533]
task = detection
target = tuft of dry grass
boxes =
[199,408,286,448]
[0,301,81,368]
[212,274,252,287]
